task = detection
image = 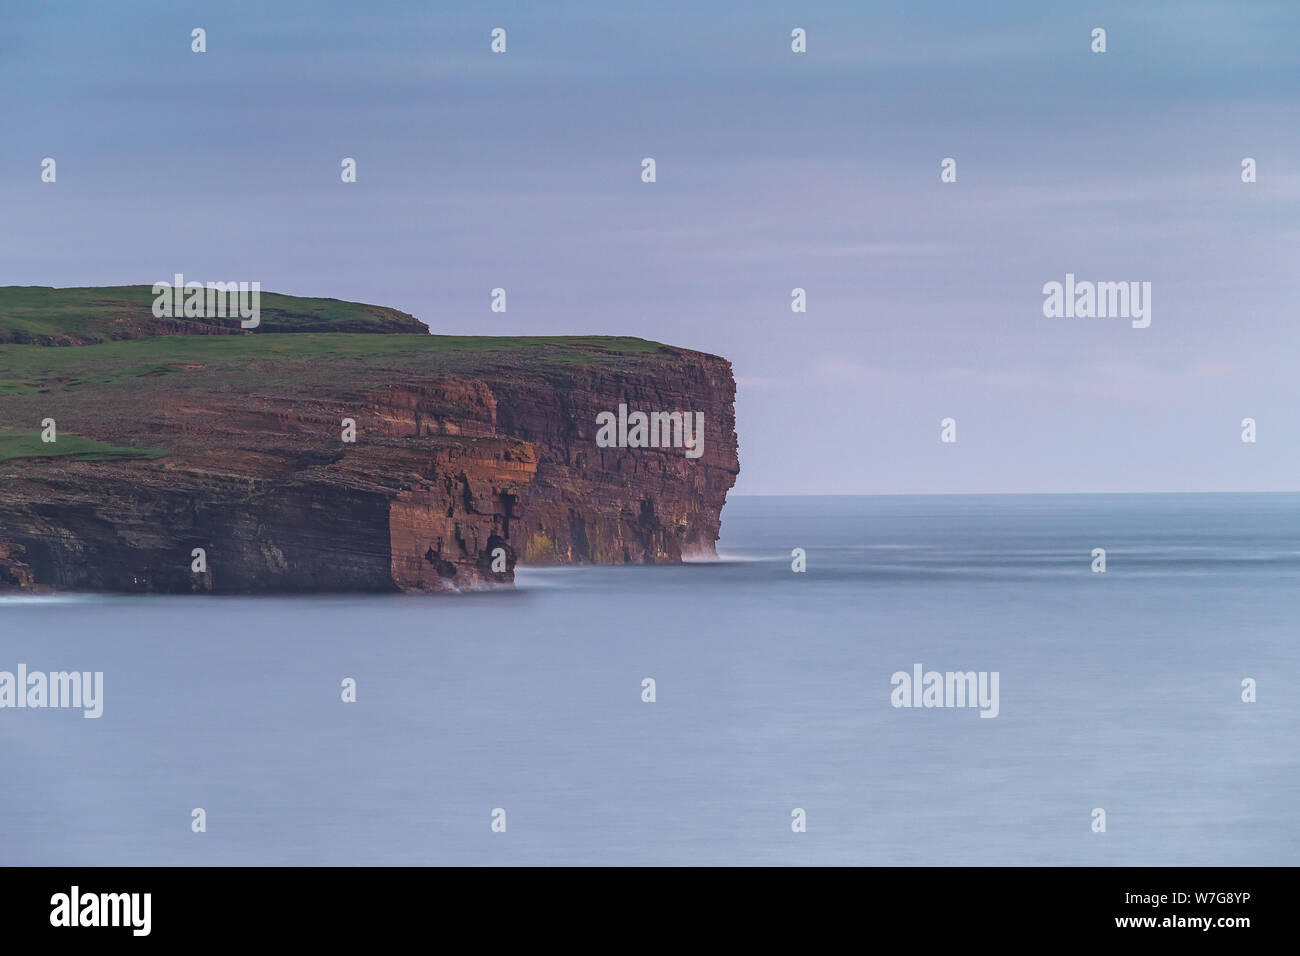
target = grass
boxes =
[0,333,676,395]
[0,285,429,342]
[0,430,166,463]
[0,286,686,398]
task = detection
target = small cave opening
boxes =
[484,534,513,576]
[424,546,458,579]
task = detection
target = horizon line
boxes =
[729,490,1300,497]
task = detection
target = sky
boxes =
[2,0,1298,494]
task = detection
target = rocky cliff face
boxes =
[493,362,738,565]
[0,299,738,593]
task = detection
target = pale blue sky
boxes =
[3,1,1298,493]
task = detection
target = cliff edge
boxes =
[0,287,738,592]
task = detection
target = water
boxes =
[2,494,1296,865]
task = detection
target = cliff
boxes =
[0,287,738,592]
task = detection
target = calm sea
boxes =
[2,494,1296,865]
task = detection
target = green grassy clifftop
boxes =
[0,285,430,344]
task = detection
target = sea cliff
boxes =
[0,287,738,592]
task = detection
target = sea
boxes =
[2,494,1296,866]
